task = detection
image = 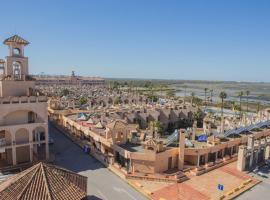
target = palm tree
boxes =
[210,89,214,103]
[204,88,208,107]
[231,101,239,117]
[237,91,244,112]
[257,102,261,113]
[191,92,195,106]
[246,90,250,113]
[219,91,227,116]
[149,120,163,138]
[219,91,227,134]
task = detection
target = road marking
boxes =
[97,189,109,200]
[113,186,138,200]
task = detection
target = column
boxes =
[29,129,33,162]
[249,151,254,169]
[197,154,200,167]
[192,121,197,141]
[12,147,16,166]
[255,150,259,165]
[11,130,16,165]
[221,149,225,158]
[29,144,33,162]
[265,145,270,160]
[237,146,246,171]
[205,153,209,163]
[45,126,49,160]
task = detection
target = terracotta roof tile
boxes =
[0,162,87,200]
[3,35,29,45]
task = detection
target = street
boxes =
[236,164,270,200]
[49,124,147,200]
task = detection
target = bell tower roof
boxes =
[3,35,29,45]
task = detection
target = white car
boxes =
[257,171,266,177]
[253,167,259,173]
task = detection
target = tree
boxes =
[166,90,175,98]
[160,84,166,97]
[144,81,152,88]
[246,90,250,113]
[231,101,240,117]
[193,96,203,107]
[61,88,70,97]
[191,92,195,106]
[113,81,120,92]
[204,88,208,107]
[114,96,122,105]
[257,102,261,113]
[219,91,227,117]
[79,96,88,105]
[237,91,244,112]
[193,110,202,121]
[209,89,214,103]
[219,91,227,134]
[149,120,163,137]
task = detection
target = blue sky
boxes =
[0,0,269,81]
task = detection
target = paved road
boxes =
[236,165,270,200]
[49,124,147,200]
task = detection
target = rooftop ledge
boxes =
[0,96,47,104]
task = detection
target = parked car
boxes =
[265,159,270,166]
[253,167,259,174]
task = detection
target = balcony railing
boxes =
[0,138,6,147]
[0,74,36,81]
[0,96,47,104]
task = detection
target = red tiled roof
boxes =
[3,35,29,45]
[0,162,87,200]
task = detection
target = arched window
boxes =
[13,62,22,80]
[13,48,21,56]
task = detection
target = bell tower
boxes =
[3,35,29,80]
[0,35,35,97]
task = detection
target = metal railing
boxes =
[0,96,47,104]
[0,138,6,147]
[0,74,36,81]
